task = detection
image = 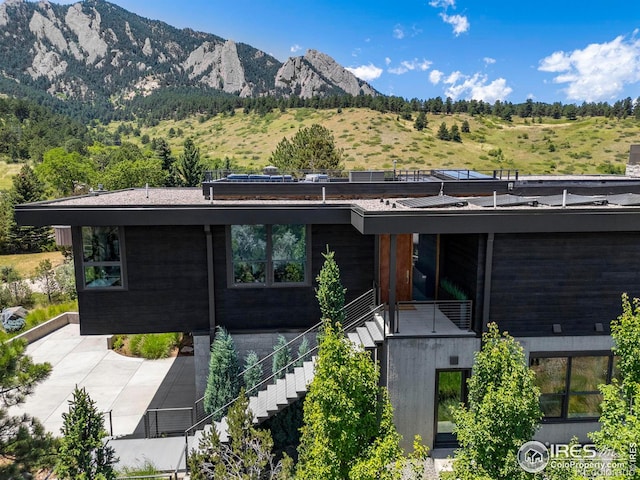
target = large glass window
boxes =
[530,354,616,421]
[81,226,124,288]
[230,224,307,286]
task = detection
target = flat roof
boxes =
[15,184,640,235]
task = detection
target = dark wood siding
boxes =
[213,224,375,332]
[489,232,640,336]
[78,226,209,335]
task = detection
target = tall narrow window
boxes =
[230,224,308,286]
[82,226,124,288]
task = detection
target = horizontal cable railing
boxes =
[192,289,376,425]
[144,407,194,439]
[185,301,384,437]
[397,300,472,333]
[115,475,175,480]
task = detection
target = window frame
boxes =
[79,226,127,291]
[226,224,311,288]
[530,351,616,422]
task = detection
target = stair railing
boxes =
[192,288,376,422]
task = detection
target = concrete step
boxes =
[248,395,259,421]
[285,372,298,399]
[256,390,268,420]
[266,384,278,414]
[303,358,315,386]
[214,417,228,443]
[294,366,306,393]
[356,326,375,349]
[347,331,362,347]
[365,320,384,343]
[275,377,288,407]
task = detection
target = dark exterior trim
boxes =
[205,225,216,335]
[482,233,494,333]
[351,207,640,234]
[15,205,353,227]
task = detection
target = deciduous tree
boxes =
[589,294,640,469]
[451,323,541,479]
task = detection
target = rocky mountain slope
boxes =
[0,0,377,104]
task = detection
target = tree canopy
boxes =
[270,124,344,172]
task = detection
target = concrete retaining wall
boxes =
[9,311,79,344]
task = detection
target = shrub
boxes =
[139,333,180,359]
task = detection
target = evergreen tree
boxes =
[315,247,346,325]
[450,124,462,142]
[272,334,292,381]
[5,164,51,253]
[589,294,640,467]
[0,335,53,479]
[295,335,310,367]
[177,138,203,187]
[413,111,427,131]
[56,386,116,480]
[436,122,450,141]
[204,327,240,420]
[461,119,470,133]
[270,124,344,173]
[189,389,293,480]
[243,351,263,395]
[451,323,541,479]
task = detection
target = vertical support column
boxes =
[204,225,215,333]
[389,234,397,333]
[482,232,495,333]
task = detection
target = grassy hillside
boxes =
[116,108,640,175]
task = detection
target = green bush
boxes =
[128,334,143,356]
[139,333,180,359]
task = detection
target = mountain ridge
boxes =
[0,0,377,107]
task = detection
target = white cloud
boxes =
[440,13,469,36]
[393,25,405,39]
[429,69,444,84]
[346,63,383,81]
[290,44,302,53]
[385,57,392,66]
[442,71,512,103]
[388,58,432,75]
[538,35,640,101]
[483,57,496,65]
[429,0,455,7]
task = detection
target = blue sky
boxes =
[72,0,640,104]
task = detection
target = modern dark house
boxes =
[16,170,640,450]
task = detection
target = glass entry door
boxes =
[435,369,469,447]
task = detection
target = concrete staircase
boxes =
[199,312,385,444]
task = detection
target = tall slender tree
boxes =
[177,138,203,186]
[204,327,240,420]
[56,386,116,480]
[315,247,346,325]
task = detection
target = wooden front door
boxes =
[379,234,413,303]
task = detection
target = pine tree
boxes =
[315,247,346,325]
[189,389,293,480]
[413,111,427,131]
[243,351,263,395]
[450,124,462,142]
[270,124,344,172]
[295,335,310,367]
[178,138,203,186]
[461,119,470,133]
[204,327,240,420]
[272,334,292,381]
[0,335,53,479]
[5,164,51,253]
[436,122,450,141]
[56,386,116,480]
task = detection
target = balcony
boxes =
[387,300,476,337]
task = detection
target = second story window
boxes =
[82,226,124,289]
[229,224,308,286]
